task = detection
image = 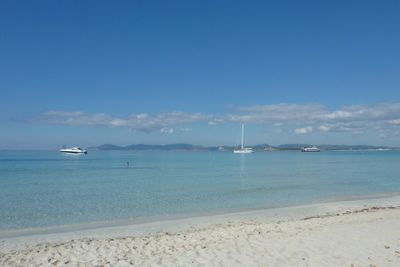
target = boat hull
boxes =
[59,149,87,154]
[301,148,320,152]
[60,151,87,154]
[233,150,254,154]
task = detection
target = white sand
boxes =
[1,196,400,266]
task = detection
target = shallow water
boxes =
[0,150,399,230]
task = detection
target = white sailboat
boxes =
[233,124,254,154]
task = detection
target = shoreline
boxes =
[2,194,400,254]
[1,191,400,240]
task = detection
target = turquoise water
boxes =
[0,150,399,230]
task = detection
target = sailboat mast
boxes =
[241,124,244,150]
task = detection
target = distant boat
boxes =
[374,148,392,151]
[59,147,87,154]
[301,146,320,152]
[233,124,254,154]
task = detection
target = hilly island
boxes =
[91,143,397,151]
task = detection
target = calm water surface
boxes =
[0,150,399,230]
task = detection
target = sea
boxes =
[0,149,399,231]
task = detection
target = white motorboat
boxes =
[301,146,320,152]
[59,147,87,154]
[233,124,254,154]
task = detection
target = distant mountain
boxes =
[317,144,394,151]
[276,144,307,150]
[276,144,394,151]
[93,143,397,151]
[97,144,124,150]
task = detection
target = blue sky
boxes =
[1,0,400,149]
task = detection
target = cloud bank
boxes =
[40,111,210,133]
[38,102,400,136]
[227,102,400,135]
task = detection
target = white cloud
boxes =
[136,113,148,119]
[318,125,331,132]
[39,111,210,133]
[229,103,400,124]
[110,119,127,127]
[229,102,400,135]
[160,127,174,134]
[179,127,192,132]
[316,103,400,122]
[387,119,400,125]
[228,103,326,123]
[317,122,366,133]
[208,118,224,125]
[295,126,313,134]
[37,102,400,137]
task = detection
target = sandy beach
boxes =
[1,196,400,266]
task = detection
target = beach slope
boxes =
[1,200,400,266]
